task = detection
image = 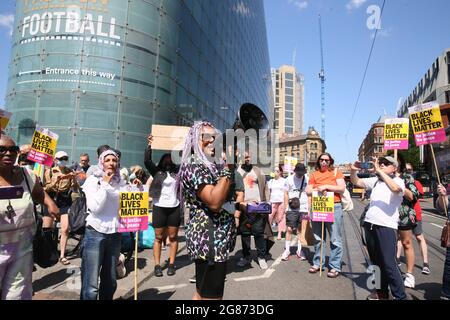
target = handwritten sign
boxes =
[118,185,149,233]
[283,156,298,174]
[384,118,409,150]
[312,191,334,222]
[27,127,58,166]
[409,102,446,146]
[0,108,12,130]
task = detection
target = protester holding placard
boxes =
[144,133,181,277]
[177,121,236,300]
[0,136,45,300]
[351,156,407,300]
[44,151,79,266]
[80,149,125,300]
[305,153,346,278]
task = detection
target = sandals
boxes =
[308,266,321,274]
[59,257,70,265]
[327,269,340,278]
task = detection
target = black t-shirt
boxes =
[226,169,245,202]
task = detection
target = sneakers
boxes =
[296,251,307,261]
[189,275,196,283]
[167,264,176,276]
[422,263,431,275]
[281,250,290,261]
[154,264,163,277]
[258,258,268,270]
[403,273,415,289]
[237,257,251,267]
[367,291,390,300]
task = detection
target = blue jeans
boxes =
[80,227,121,300]
[311,203,343,272]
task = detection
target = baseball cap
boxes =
[294,163,306,172]
[380,156,398,167]
[55,151,69,159]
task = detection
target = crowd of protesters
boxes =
[0,122,449,301]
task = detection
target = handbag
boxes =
[300,220,315,246]
[333,169,353,212]
[441,220,450,248]
[246,202,272,214]
[21,168,59,268]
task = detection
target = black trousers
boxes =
[364,222,407,300]
[240,214,267,259]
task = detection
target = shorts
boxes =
[195,259,227,299]
[152,205,181,229]
[412,220,423,236]
[286,211,308,229]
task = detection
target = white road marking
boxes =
[423,213,447,221]
[430,223,444,229]
[234,255,282,282]
[154,284,187,291]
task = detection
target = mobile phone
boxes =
[0,186,25,200]
[360,162,374,170]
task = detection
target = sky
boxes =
[0,0,449,164]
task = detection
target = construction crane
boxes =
[318,14,326,141]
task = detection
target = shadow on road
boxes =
[33,269,73,292]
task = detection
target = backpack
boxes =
[68,190,89,235]
[334,169,354,212]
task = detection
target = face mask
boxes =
[241,163,252,172]
[57,160,67,167]
[129,173,136,180]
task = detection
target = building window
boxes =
[285,119,293,126]
[285,95,293,103]
[285,80,293,88]
[285,103,293,111]
[285,73,293,80]
[285,127,293,134]
[285,88,293,95]
[285,111,293,118]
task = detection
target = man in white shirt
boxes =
[282,163,309,261]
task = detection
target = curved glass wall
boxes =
[6,0,272,167]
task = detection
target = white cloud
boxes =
[346,0,367,11]
[288,0,308,11]
[0,14,14,36]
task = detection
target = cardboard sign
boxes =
[0,108,12,130]
[312,191,334,222]
[27,127,58,166]
[283,156,298,174]
[409,102,446,146]
[118,185,149,233]
[151,124,191,151]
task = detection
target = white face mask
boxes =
[129,173,136,180]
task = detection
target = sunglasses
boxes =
[319,158,330,163]
[201,133,217,143]
[379,160,393,166]
[57,157,69,161]
[0,146,20,154]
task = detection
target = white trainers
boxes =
[237,257,251,267]
[404,273,415,289]
[258,258,268,270]
[281,250,290,261]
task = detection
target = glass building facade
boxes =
[6,0,272,167]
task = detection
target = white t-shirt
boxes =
[363,176,405,229]
[241,169,261,202]
[153,173,180,208]
[268,178,288,203]
[287,174,309,212]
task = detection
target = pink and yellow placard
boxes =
[118,185,149,233]
[409,102,446,146]
[27,127,58,166]
[384,118,409,150]
[312,191,334,223]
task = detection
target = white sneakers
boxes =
[404,273,415,289]
[281,250,290,261]
[258,258,268,270]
